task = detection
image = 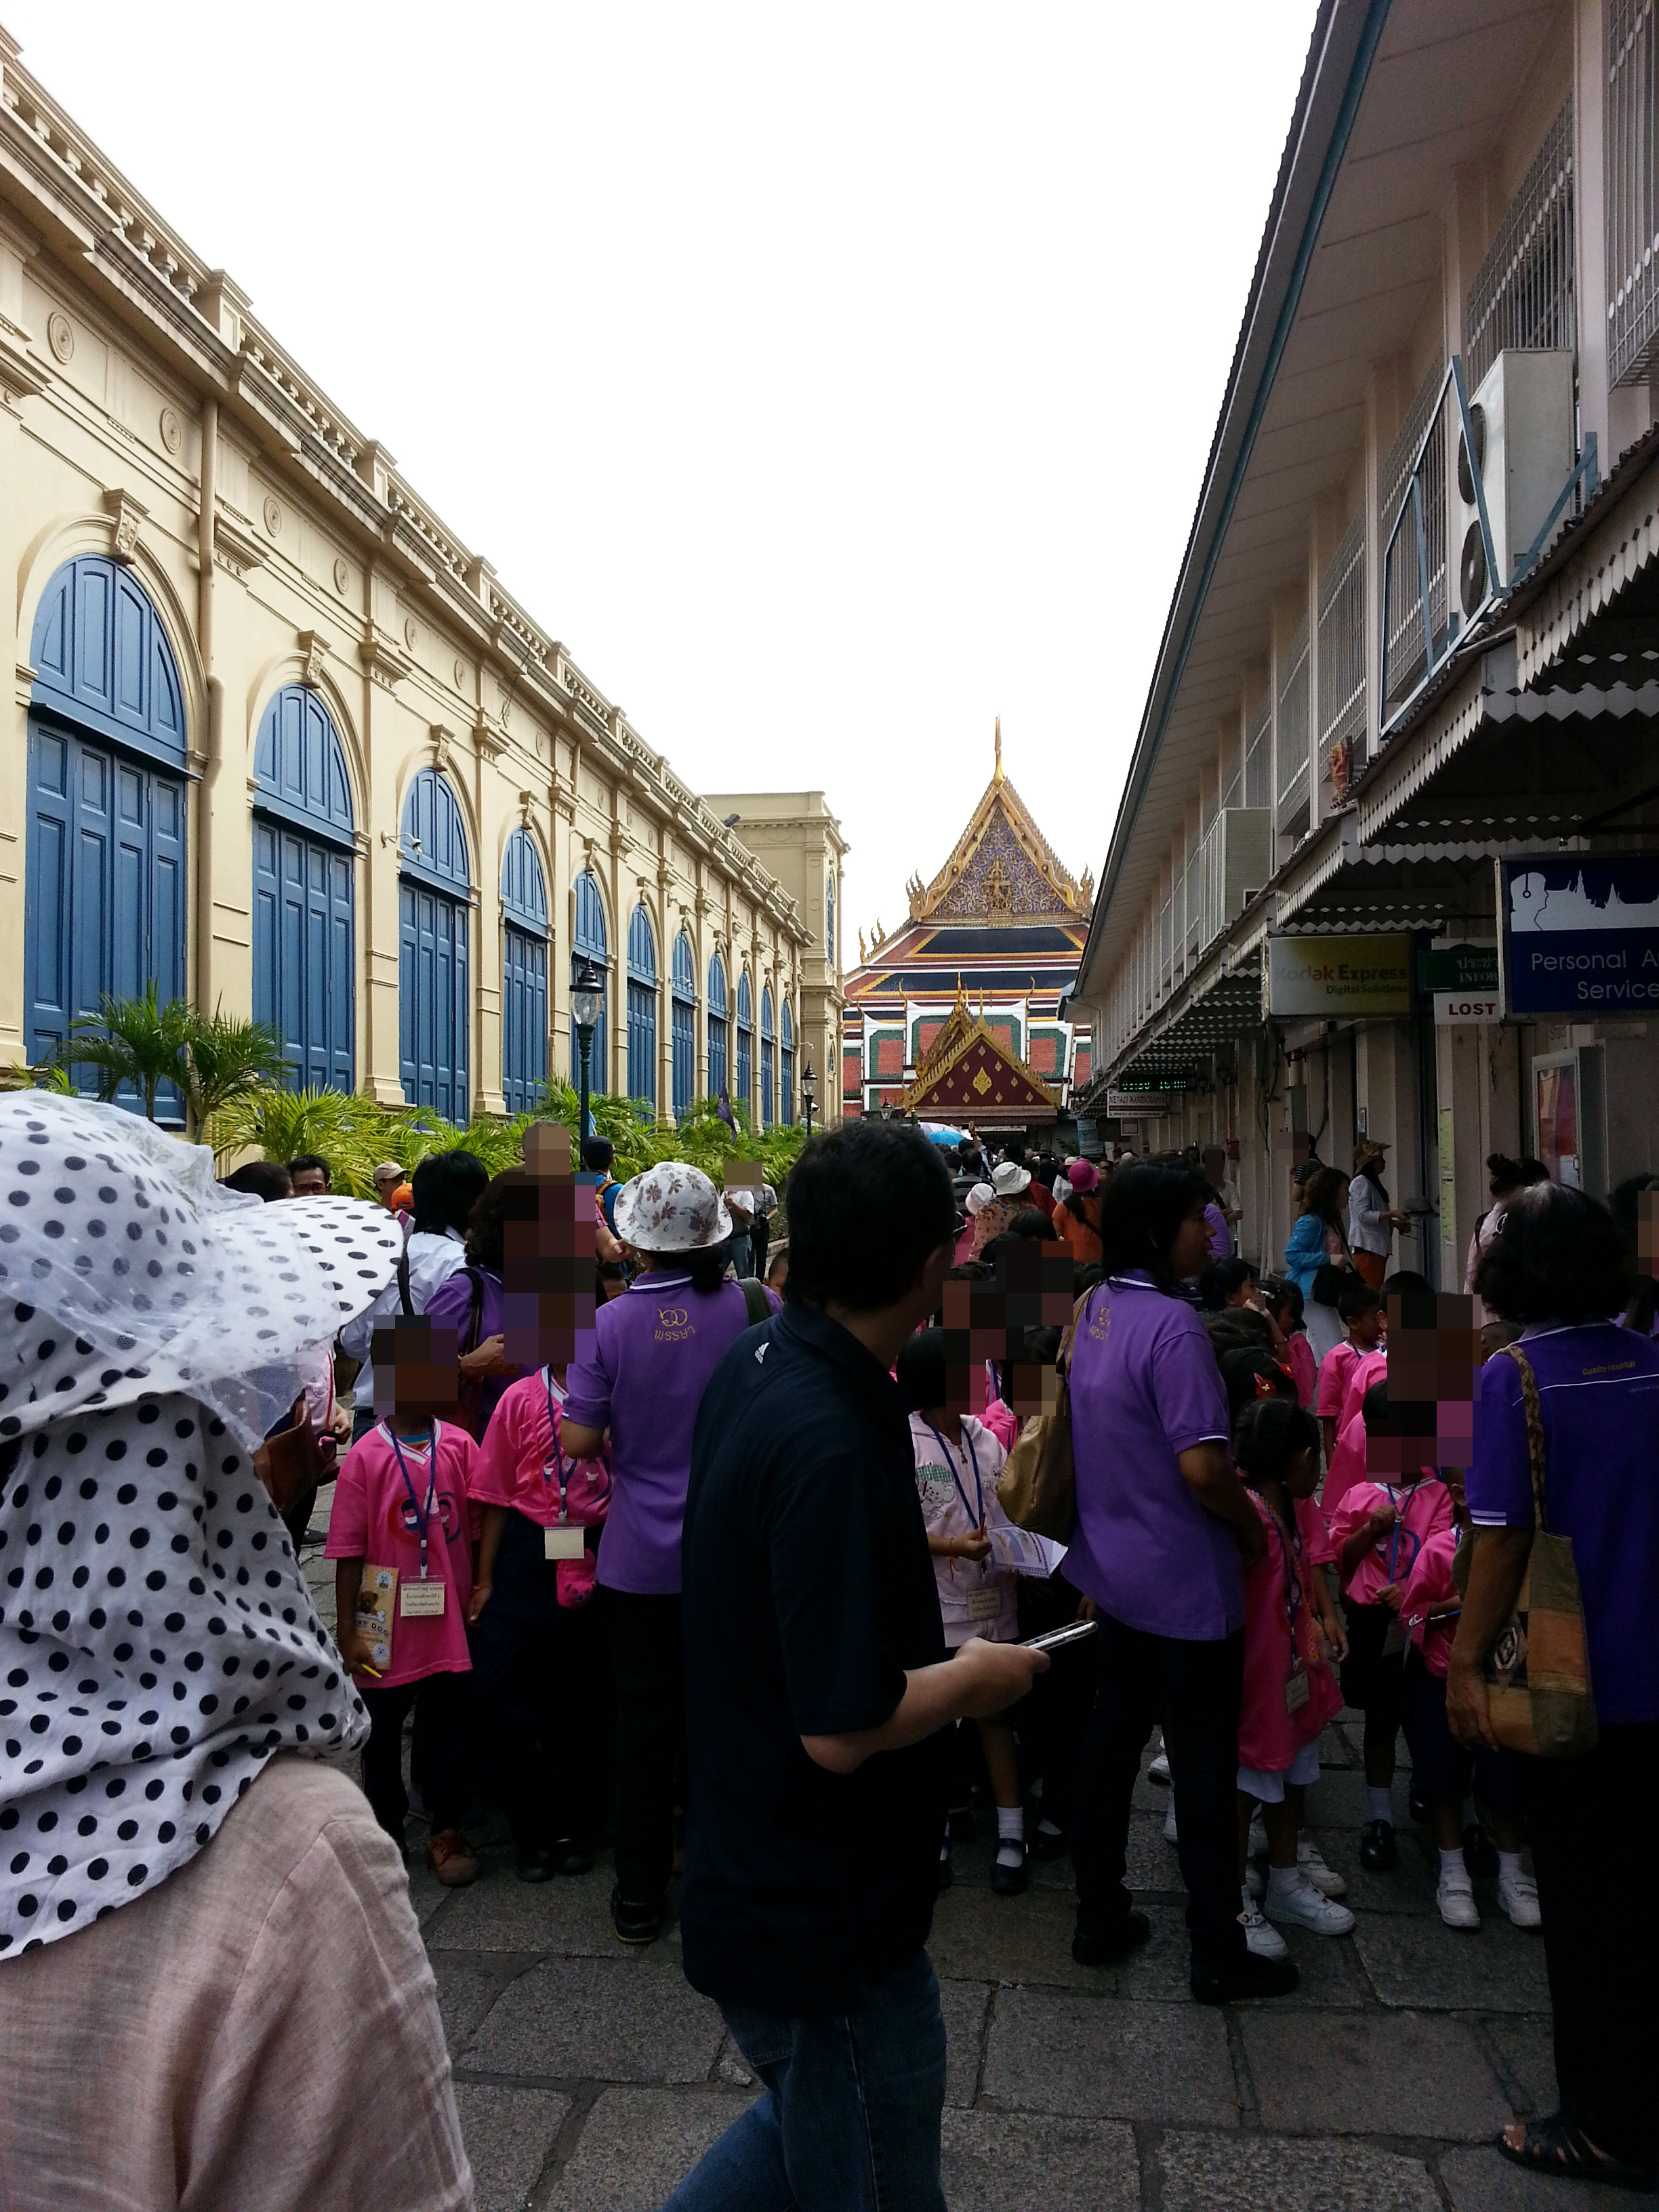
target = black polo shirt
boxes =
[679,1297,947,2016]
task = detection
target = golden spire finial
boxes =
[994,716,1003,781]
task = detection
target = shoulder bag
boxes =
[1457,1341,1597,1759]
[996,1289,1091,1540]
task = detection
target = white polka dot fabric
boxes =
[0,1099,402,1956]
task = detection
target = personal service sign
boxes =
[1502,858,1659,1015]
[1265,934,1412,1018]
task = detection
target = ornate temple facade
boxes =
[841,726,1094,1122]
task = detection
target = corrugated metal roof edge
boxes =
[1076,0,1390,1000]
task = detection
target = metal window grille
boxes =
[1467,98,1575,394]
[1276,615,1311,819]
[1244,687,1271,810]
[1221,734,1243,811]
[1317,510,1366,773]
[1380,357,1447,715]
[1185,825,1202,960]
[1609,5,1659,383]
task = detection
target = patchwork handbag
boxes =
[1469,1343,1598,1759]
[996,1290,1090,1542]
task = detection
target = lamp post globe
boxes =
[571,957,603,1145]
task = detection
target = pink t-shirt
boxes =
[1328,1475,1452,1607]
[1397,1521,1461,1677]
[1339,1346,1387,1431]
[473,1368,613,1604]
[1316,1340,1359,1418]
[1284,1332,1317,1410]
[980,1363,1020,1453]
[326,1421,480,1688]
[1239,1492,1341,1772]
[1318,1365,1383,1530]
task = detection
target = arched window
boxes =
[398,767,470,1122]
[671,930,696,1120]
[781,997,795,1126]
[26,556,188,1113]
[251,685,354,1094]
[706,951,729,1101]
[571,869,609,1092]
[736,968,753,1111]
[760,986,775,1130]
[501,827,549,1113]
[626,901,657,1111]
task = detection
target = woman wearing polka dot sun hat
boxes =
[0,1097,473,2211]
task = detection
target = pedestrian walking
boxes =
[1347,1140,1410,1288]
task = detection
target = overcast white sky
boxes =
[4,2,1314,945]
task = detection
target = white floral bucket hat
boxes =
[613,1162,733,1252]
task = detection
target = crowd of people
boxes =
[1,1094,1654,2205]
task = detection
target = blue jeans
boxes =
[663,1949,947,2212]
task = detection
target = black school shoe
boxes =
[611,1885,665,1944]
[1071,1908,1151,1967]
[554,1837,596,1877]
[1359,1819,1397,1871]
[990,1845,1029,1898]
[516,1845,556,1883]
[1191,1952,1300,2004]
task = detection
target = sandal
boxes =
[1498,2114,1656,2191]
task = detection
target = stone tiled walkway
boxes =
[300,1526,1645,2212]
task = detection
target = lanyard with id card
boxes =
[386,1424,447,1619]
[541,1367,610,1560]
[1271,1509,1311,1715]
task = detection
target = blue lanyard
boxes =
[384,1422,439,1580]
[541,1367,613,1524]
[922,1419,983,1528]
[1382,1480,1427,1581]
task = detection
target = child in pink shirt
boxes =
[1266,1282,1317,1408]
[329,1317,483,1887]
[468,1361,613,1879]
[1231,1398,1353,1952]
[1317,1280,1384,1462]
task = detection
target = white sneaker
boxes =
[1297,1839,1348,1899]
[1498,1869,1541,1928]
[1265,1872,1356,1935]
[1163,1795,1178,1845]
[1437,1879,1481,1930]
[1240,1885,1288,1959]
[1148,1744,1170,1784]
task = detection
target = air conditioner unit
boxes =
[1453,349,1575,618]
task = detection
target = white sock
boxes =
[1366,1786,1393,1824]
[1498,1849,1524,1883]
[996,1806,1024,1866]
[1267,1862,1303,1900]
[1440,1846,1471,1889]
[1036,1816,1063,1840]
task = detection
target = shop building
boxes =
[1069,0,1659,1281]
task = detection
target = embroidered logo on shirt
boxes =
[1089,1307,1111,1340]
[755,1342,769,1364]
[654,1306,695,1343]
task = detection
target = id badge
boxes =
[1380,1613,1406,1657]
[544,1525,586,1561]
[965,1586,1002,1622]
[1284,1666,1310,1715]
[400,1579,447,1619]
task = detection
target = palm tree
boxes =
[182,1009,289,1128]
[62,984,193,1121]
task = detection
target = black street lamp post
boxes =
[571,957,603,1147]
[801,1054,816,1138]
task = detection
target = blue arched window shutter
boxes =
[25,556,188,1115]
[781,998,794,1125]
[626,902,657,1110]
[251,685,354,1094]
[398,768,470,1122]
[571,869,609,1092]
[760,987,775,1129]
[735,970,753,1109]
[501,827,549,1113]
[671,930,696,1119]
[706,952,728,1101]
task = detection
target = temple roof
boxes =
[899,995,1061,1126]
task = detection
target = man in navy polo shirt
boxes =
[670,1121,1047,2212]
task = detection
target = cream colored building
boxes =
[0,27,838,1132]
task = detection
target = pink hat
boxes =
[1067,1159,1100,1194]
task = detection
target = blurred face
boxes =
[1170,1202,1212,1281]
[941,1243,1076,1418]
[499,1174,599,1370]
[290,1166,329,1199]
[373,1319,462,1424]
[1371,1291,1480,1473]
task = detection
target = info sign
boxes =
[1500,857,1659,1017]
[1265,934,1412,1019]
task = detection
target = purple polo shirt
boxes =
[565,1271,773,1595]
[1468,1321,1659,1723]
[1065,1272,1240,1639]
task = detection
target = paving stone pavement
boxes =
[297,1525,1645,2212]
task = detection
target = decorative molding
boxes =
[0,308,46,405]
[298,628,331,688]
[213,502,265,578]
[453,656,467,689]
[158,405,182,455]
[103,486,148,563]
[262,492,283,536]
[430,722,458,776]
[362,623,409,692]
[45,310,73,363]
[403,615,418,651]
[332,556,349,595]
[472,712,501,768]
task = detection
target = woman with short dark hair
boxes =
[1452,1181,1659,2191]
[1065,1164,1296,2003]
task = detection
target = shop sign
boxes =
[1418,944,1499,994]
[1265,934,1412,1017]
[1501,857,1659,1015]
[1106,1090,1163,1115]
[1433,990,1501,1025]
[1073,1115,1103,1158]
